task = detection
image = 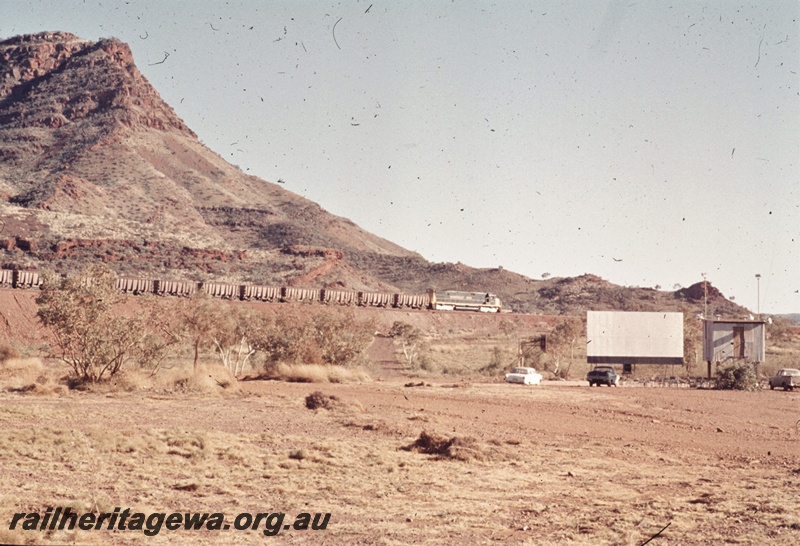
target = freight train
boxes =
[0,270,503,313]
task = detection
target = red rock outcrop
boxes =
[0,31,193,135]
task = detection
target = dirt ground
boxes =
[1,371,799,546]
[1,288,799,544]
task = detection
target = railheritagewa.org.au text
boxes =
[9,507,330,537]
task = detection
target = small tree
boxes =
[682,311,702,375]
[36,265,147,383]
[211,305,256,378]
[170,292,234,372]
[137,296,184,375]
[766,317,794,342]
[479,346,506,375]
[389,321,428,370]
[498,319,517,338]
[250,312,319,369]
[312,310,375,367]
[547,318,584,378]
[250,310,375,370]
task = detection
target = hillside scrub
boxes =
[35,268,373,386]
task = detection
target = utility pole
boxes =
[702,272,710,379]
[701,272,708,319]
[755,273,761,320]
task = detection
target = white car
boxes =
[768,368,800,391]
[504,367,543,385]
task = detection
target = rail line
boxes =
[0,270,503,313]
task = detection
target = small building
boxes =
[702,319,766,378]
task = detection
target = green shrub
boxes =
[716,363,759,391]
[252,309,374,369]
[36,265,148,383]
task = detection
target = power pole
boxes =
[755,273,761,320]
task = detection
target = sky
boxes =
[2,1,798,314]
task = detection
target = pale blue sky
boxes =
[3,1,798,313]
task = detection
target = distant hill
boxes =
[778,314,800,326]
[0,32,751,318]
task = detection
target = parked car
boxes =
[768,368,800,391]
[504,367,543,385]
[587,365,620,387]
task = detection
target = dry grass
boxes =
[147,365,240,394]
[60,363,243,395]
[0,349,370,396]
[0,355,243,397]
[0,343,21,362]
[0,380,799,545]
[0,356,45,381]
[265,363,371,383]
[0,357,67,396]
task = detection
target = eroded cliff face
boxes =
[0,31,193,135]
[0,32,88,96]
[0,31,203,217]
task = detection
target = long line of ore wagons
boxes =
[0,270,503,313]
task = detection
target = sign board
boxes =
[587,311,684,365]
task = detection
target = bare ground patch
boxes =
[0,380,798,545]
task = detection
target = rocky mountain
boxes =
[0,31,418,290]
[0,32,750,317]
